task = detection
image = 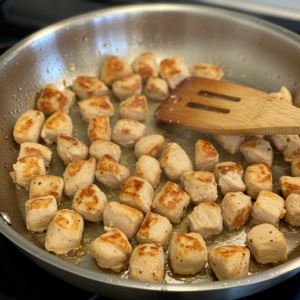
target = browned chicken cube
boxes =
[112,74,142,101]
[134,134,164,159]
[88,116,111,143]
[195,139,219,171]
[119,95,147,121]
[132,52,158,82]
[191,63,224,80]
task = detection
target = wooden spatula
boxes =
[154,77,300,135]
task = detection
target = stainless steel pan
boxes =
[1,4,300,299]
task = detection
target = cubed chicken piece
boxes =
[285,153,300,177]
[220,192,252,229]
[195,139,219,171]
[89,140,121,162]
[208,246,250,281]
[131,52,158,82]
[160,143,193,181]
[134,134,164,159]
[245,135,265,141]
[41,111,73,144]
[240,138,273,168]
[13,110,45,144]
[63,158,96,197]
[119,176,154,214]
[95,154,130,188]
[144,76,169,101]
[100,56,133,86]
[88,116,111,143]
[160,57,190,89]
[72,76,108,100]
[134,155,161,188]
[29,175,64,203]
[270,86,292,105]
[152,182,190,223]
[112,119,145,147]
[12,156,46,189]
[18,142,52,167]
[246,223,287,264]
[136,212,172,248]
[180,171,218,205]
[188,202,223,238]
[169,232,207,275]
[284,193,300,226]
[251,190,285,228]
[57,134,89,165]
[45,209,84,254]
[103,201,144,239]
[191,63,224,80]
[244,163,272,199]
[25,195,57,232]
[213,134,245,154]
[112,74,142,101]
[214,162,246,196]
[119,95,148,121]
[72,184,107,222]
[269,135,300,157]
[129,243,164,283]
[280,176,300,198]
[37,84,75,115]
[78,95,114,122]
[89,227,132,272]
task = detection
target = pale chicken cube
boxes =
[29,175,64,203]
[246,223,287,264]
[144,76,169,101]
[244,163,272,199]
[57,134,89,165]
[132,52,159,82]
[220,192,252,229]
[89,227,132,272]
[112,74,142,101]
[119,95,148,121]
[191,63,224,80]
[208,246,250,281]
[160,57,190,89]
[41,111,73,144]
[280,176,300,198]
[72,184,107,222]
[245,135,265,141]
[134,134,164,159]
[284,193,300,226]
[240,138,273,168]
[78,95,114,122]
[88,116,111,143]
[13,110,45,144]
[160,143,193,181]
[89,140,121,162]
[45,209,84,254]
[214,162,246,196]
[25,195,57,232]
[12,156,46,189]
[195,139,219,171]
[37,84,75,115]
[103,201,144,239]
[270,86,292,105]
[119,176,154,214]
[100,56,133,86]
[95,154,130,188]
[112,119,145,148]
[18,142,52,167]
[169,232,207,275]
[134,155,161,188]
[152,181,190,223]
[269,135,300,157]
[72,76,108,100]
[129,243,164,283]
[188,202,223,238]
[285,153,300,177]
[213,134,245,154]
[63,158,96,197]
[136,212,172,248]
[180,171,218,205]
